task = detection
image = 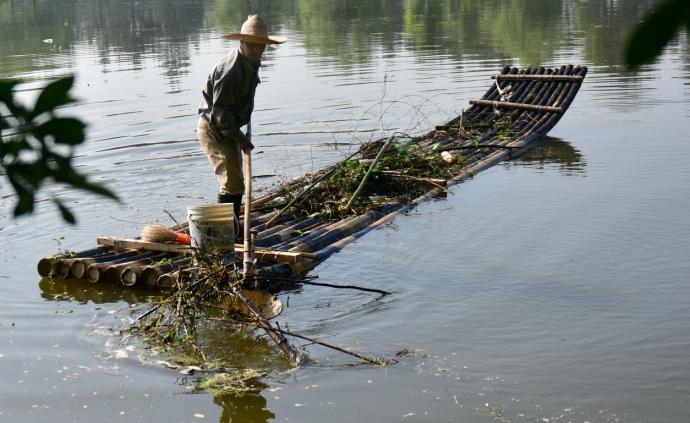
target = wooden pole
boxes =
[468,99,563,113]
[492,73,583,82]
[243,120,255,278]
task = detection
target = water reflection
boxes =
[39,277,161,304]
[1,0,670,82]
[214,388,275,423]
[503,136,586,176]
[0,0,208,80]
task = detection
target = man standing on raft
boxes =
[197,15,286,220]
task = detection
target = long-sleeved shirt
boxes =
[198,48,260,141]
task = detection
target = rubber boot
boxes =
[217,193,242,222]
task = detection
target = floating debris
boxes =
[196,369,265,396]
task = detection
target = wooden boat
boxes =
[37,65,587,289]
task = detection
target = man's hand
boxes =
[237,131,255,152]
[221,127,255,152]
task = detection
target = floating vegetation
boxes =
[195,369,265,396]
[271,121,485,219]
[125,257,243,364]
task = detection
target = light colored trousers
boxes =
[197,117,244,196]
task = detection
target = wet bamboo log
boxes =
[471,66,528,124]
[254,220,294,240]
[157,268,195,289]
[492,73,583,82]
[289,209,388,253]
[69,250,139,279]
[37,247,111,278]
[507,66,576,145]
[274,217,358,251]
[256,217,323,247]
[527,66,586,140]
[156,269,179,289]
[138,257,192,288]
[118,253,185,286]
[101,252,174,285]
[86,251,161,283]
[312,187,445,261]
[256,217,321,242]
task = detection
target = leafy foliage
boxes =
[0,76,118,223]
[626,0,690,68]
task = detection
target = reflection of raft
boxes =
[37,65,587,288]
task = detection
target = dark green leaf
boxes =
[7,162,44,189]
[54,199,76,224]
[32,76,76,118]
[35,118,86,145]
[625,0,690,68]
[0,79,26,117]
[8,173,35,216]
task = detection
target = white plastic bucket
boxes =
[187,204,235,261]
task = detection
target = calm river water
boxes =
[1,0,689,422]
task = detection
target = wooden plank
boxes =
[96,236,313,264]
[379,171,447,187]
[97,237,190,253]
[468,99,563,113]
[492,74,583,82]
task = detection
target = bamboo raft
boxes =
[37,65,587,289]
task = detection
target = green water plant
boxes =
[0,76,118,223]
[48,235,76,279]
[495,116,515,141]
[196,369,265,396]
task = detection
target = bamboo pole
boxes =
[102,252,172,285]
[345,133,398,211]
[289,210,386,253]
[470,66,524,124]
[157,268,194,289]
[511,65,573,142]
[468,99,563,113]
[525,66,586,141]
[243,120,255,278]
[86,251,160,283]
[492,73,583,82]
[138,257,192,288]
[37,247,111,278]
[118,254,184,287]
[70,250,140,279]
[271,218,353,251]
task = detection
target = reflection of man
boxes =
[197,15,286,219]
[214,387,275,423]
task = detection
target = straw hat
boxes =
[222,15,287,45]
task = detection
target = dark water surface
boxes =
[2,0,690,422]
